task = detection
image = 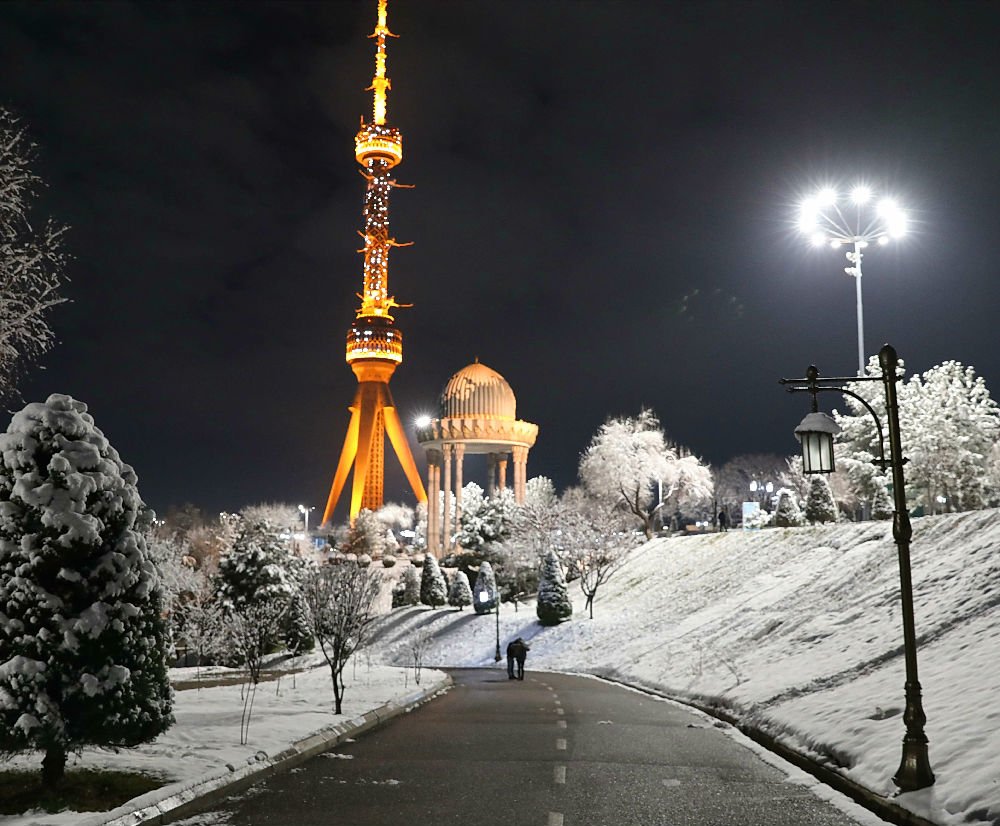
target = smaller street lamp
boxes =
[298,504,314,534]
[780,344,934,792]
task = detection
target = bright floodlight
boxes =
[817,187,837,206]
[414,414,432,428]
[851,185,871,205]
[797,181,910,376]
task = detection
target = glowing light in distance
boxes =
[817,187,837,206]
[414,415,431,428]
[850,185,871,205]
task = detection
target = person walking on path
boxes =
[506,637,529,680]
[717,510,728,532]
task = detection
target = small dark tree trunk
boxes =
[331,665,343,714]
[42,745,66,787]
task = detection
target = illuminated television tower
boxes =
[322,0,426,525]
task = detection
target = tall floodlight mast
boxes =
[799,184,908,376]
[322,0,426,526]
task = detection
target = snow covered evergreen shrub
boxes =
[419,554,447,607]
[536,549,572,625]
[0,394,173,784]
[447,569,473,610]
[872,476,894,520]
[357,553,372,568]
[382,554,397,568]
[472,561,498,614]
[401,565,421,606]
[805,475,838,524]
[772,491,804,528]
[283,591,314,655]
[215,519,294,611]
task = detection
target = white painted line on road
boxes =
[548,812,564,826]
[554,765,566,784]
[557,720,567,729]
[546,686,554,692]
[556,707,565,716]
[556,738,567,750]
[554,698,561,706]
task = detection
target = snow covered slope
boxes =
[372,510,1000,826]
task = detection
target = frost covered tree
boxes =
[657,449,715,529]
[420,553,447,607]
[871,475,894,520]
[457,483,516,553]
[772,490,803,528]
[836,357,1000,514]
[240,502,300,535]
[472,560,498,614]
[447,569,473,610]
[536,549,573,625]
[300,563,381,714]
[342,508,388,558]
[0,395,172,784]
[579,409,709,539]
[400,564,421,606]
[805,475,838,524]
[0,109,69,402]
[563,497,637,618]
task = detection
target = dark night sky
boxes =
[3,1,999,521]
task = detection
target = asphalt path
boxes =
[193,668,872,826]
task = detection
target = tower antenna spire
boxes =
[323,0,426,527]
[367,0,395,126]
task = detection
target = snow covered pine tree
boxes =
[536,549,572,625]
[0,394,173,785]
[447,569,473,610]
[420,553,447,607]
[472,560,498,615]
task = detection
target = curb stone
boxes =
[591,674,939,826]
[80,674,452,826]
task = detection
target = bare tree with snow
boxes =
[0,109,68,401]
[300,563,381,714]
[563,497,639,619]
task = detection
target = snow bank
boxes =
[371,510,1000,826]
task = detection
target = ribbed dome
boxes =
[440,361,516,420]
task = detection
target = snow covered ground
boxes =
[2,509,997,826]
[0,658,447,826]
[372,510,1000,826]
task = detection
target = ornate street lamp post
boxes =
[799,185,908,376]
[780,343,934,792]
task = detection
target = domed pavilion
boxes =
[415,360,538,556]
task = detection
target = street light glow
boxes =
[850,185,871,205]
[797,181,910,375]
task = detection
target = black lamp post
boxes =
[780,343,934,792]
[494,598,502,663]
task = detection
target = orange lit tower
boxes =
[322,0,426,525]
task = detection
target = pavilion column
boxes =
[426,450,440,556]
[487,453,497,498]
[498,455,508,493]
[512,445,528,504]
[441,444,452,553]
[453,443,465,549]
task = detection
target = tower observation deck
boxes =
[323,0,426,525]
